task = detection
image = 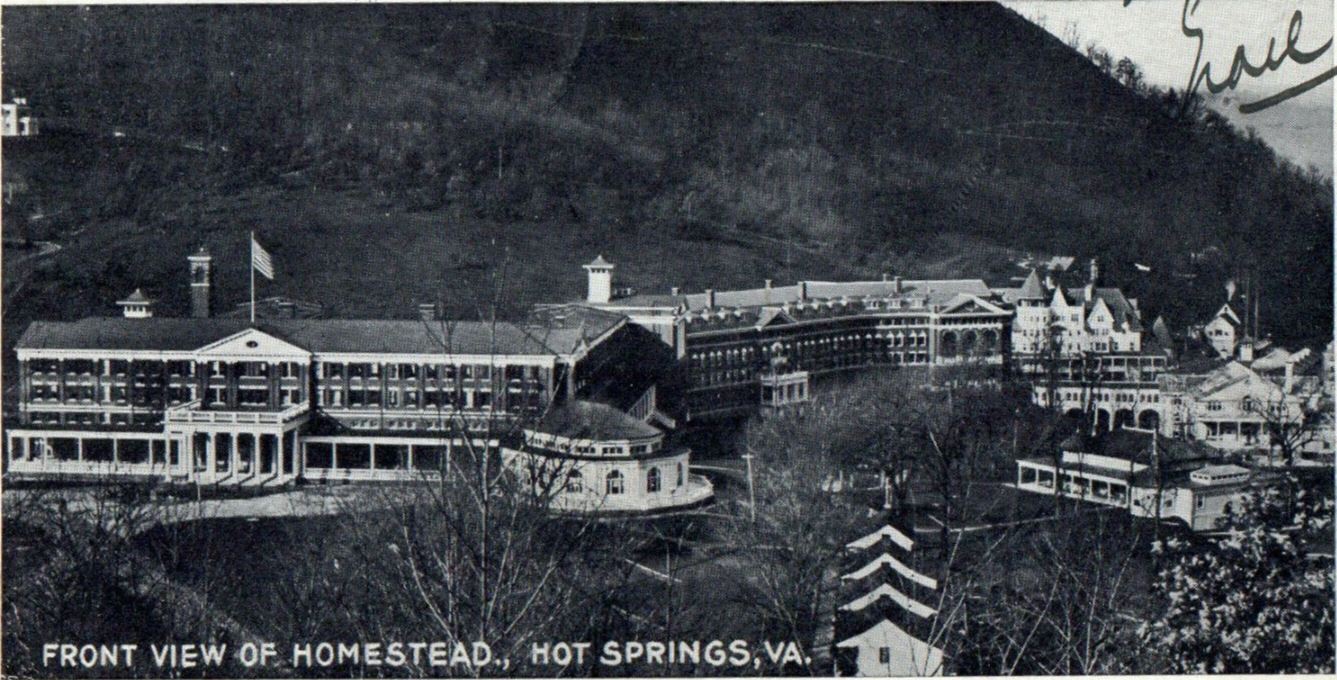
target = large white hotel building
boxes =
[6,247,1181,512]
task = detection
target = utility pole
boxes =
[1152,431,1163,548]
[742,448,757,523]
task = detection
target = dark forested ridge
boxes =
[2,3,1331,351]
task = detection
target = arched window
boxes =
[606,470,624,495]
[566,469,583,493]
[676,462,684,487]
[647,467,661,493]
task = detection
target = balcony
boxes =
[165,400,308,426]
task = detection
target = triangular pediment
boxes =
[755,306,798,329]
[1087,297,1112,325]
[940,295,1006,316]
[196,327,311,358]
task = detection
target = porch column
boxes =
[112,438,120,465]
[76,437,84,462]
[370,444,377,471]
[287,430,298,476]
[269,362,279,408]
[275,433,284,477]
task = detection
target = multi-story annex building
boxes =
[6,249,713,513]
[579,257,1014,419]
[1157,348,1333,459]
[995,262,1171,431]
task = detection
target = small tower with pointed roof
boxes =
[117,289,153,318]
[583,254,614,304]
[188,246,212,318]
[1017,269,1045,306]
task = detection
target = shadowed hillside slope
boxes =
[2,3,1330,363]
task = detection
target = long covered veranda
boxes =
[299,436,473,482]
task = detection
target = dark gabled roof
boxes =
[1066,286,1143,332]
[601,292,686,308]
[526,303,627,339]
[1059,429,1217,466]
[534,400,661,441]
[1171,354,1234,376]
[273,319,591,356]
[17,317,253,352]
[16,316,604,356]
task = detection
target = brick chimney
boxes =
[705,289,716,308]
[418,303,437,322]
[188,247,212,318]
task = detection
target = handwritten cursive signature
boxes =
[1174,0,1336,114]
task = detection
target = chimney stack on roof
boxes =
[764,279,773,289]
[670,286,680,296]
[705,288,716,308]
[418,302,437,322]
[583,255,614,304]
[799,281,809,300]
[188,247,212,318]
[893,276,903,294]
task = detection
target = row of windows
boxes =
[11,436,179,465]
[319,363,543,381]
[29,384,199,406]
[316,387,537,410]
[689,333,934,368]
[565,464,685,495]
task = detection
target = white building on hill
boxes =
[2,97,38,137]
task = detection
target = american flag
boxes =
[251,235,275,280]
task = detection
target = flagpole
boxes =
[250,231,256,324]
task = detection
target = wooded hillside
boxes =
[3,3,1330,350]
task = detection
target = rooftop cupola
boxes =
[117,289,153,318]
[583,254,614,304]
